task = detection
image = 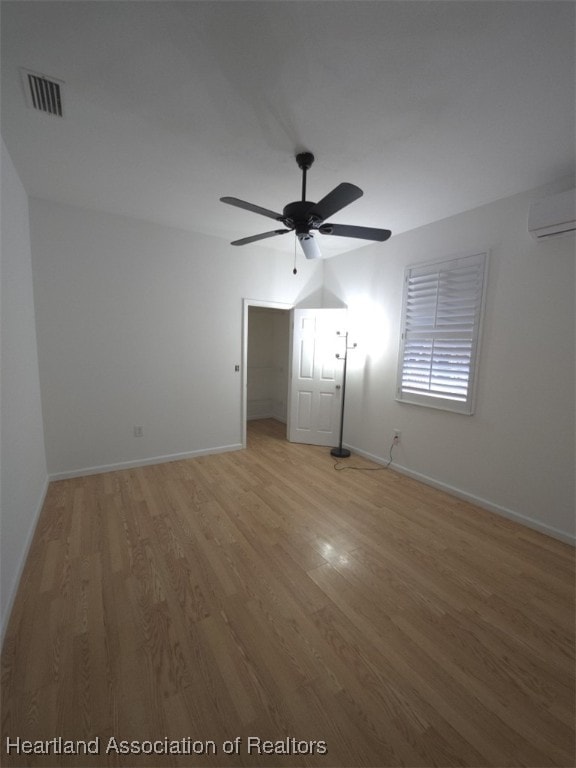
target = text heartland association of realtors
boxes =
[5,736,329,756]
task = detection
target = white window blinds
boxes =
[397,251,488,414]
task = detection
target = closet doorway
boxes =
[241,300,348,450]
[242,300,292,448]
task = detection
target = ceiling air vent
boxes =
[21,69,64,117]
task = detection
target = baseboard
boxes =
[1,477,49,646]
[346,443,575,546]
[247,413,287,423]
[49,443,243,481]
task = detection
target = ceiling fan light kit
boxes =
[221,152,392,260]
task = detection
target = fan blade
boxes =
[231,229,290,246]
[220,196,283,221]
[319,223,392,242]
[311,183,363,221]
[298,232,322,260]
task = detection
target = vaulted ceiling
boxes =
[1,1,574,258]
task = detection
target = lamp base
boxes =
[330,447,351,458]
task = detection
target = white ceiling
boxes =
[1,1,574,258]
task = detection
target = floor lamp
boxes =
[330,331,356,458]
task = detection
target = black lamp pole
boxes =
[330,331,356,459]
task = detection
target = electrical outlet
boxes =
[393,430,401,444]
[133,426,143,437]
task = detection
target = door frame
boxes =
[241,298,294,449]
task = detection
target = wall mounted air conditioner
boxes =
[528,188,575,240]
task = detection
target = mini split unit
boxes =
[528,188,575,240]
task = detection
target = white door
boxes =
[288,308,347,446]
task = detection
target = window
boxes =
[396,251,488,415]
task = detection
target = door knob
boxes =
[335,384,341,390]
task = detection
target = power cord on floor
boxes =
[332,438,395,472]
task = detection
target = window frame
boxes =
[396,250,489,415]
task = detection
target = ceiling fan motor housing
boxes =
[282,200,322,234]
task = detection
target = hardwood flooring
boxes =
[1,419,574,767]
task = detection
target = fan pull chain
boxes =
[293,233,298,274]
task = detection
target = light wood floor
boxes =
[2,419,574,767]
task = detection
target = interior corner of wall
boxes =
[320,285,348,309]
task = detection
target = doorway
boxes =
[241,300,293,448]
[241,300,348,450]
[247,306,291,421]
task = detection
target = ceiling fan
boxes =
[220,152,392,260]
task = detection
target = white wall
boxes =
[29,198,323,477]
[247,308,290,421]
[0,139,48,638]
[324,184,575,541]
